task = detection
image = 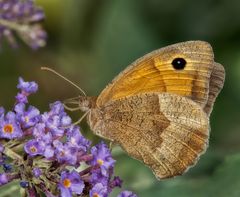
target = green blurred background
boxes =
[0,0,240,196]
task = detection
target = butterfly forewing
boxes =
[97,41,215,108]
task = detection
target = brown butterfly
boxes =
[63,41,225,179]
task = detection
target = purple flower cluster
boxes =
[0,0,46,49]
[0,77,137,197]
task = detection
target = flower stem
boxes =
[0,19,29,32]
[79,165,99,176]
[3,146,23,163]
[38,183,57,197]
[78,154,93,162]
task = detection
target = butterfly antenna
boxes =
[72,110,90,125]
[63,104,81,112]
[61,110,90,129]
[41,67,86,96]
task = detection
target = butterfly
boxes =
[65,41,225,179]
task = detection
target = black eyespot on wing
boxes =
[172,58,186,70]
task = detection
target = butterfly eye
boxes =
[171,58,186,70]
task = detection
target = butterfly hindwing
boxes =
[89,92,209,179]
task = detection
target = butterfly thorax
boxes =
[78,96,109,139]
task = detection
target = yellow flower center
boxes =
[3,124,14,134]
[30,146,37,153]
[25,116,29,123]
[63,178,71,188]
[97,159,104,166]
[71,138,76,144]
[93,193,100,197]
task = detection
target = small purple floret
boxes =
[33,168,42,178]
[15,103,40,129]
[43,145,55,159]
[90,169,109,186]
[0,173,8,186]
[15,93,28,104]
[41,101,72,138]
[54,140,77,165]
[24,139,44,156]
[89,183,108,197]
[90,142,116,176]
[66,126,90,153]
[16,77,38,104]
[59,171,84,197]
[0,111,23,139]
[32,123,45,139]
[117,191,138,197]
[17,77,38,94]
[111,176,123,188]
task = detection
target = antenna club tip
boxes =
[41,66,49,70]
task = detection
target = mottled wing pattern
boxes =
[89,92,209,179]
[97,41,215,108]
[204,63,225,115]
